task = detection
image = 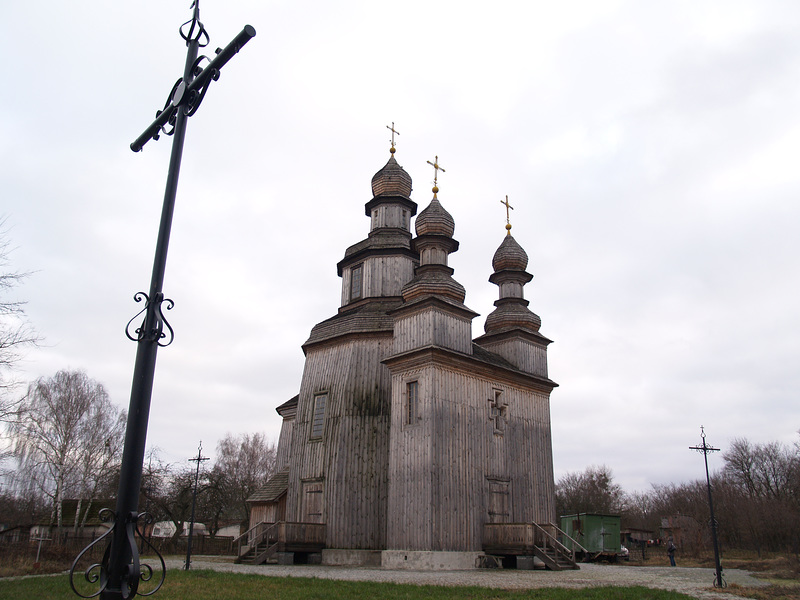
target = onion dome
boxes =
[492,234,528,272]
[485,299,541,332]
[415,197,455,237]
[371,155,412,198]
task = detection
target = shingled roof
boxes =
[246,469,289,504]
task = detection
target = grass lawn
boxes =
[1,570,698,600]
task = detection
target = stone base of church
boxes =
[321,549,383,567]
[380,550,484,570]
[321,549,485,569]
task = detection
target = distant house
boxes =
[29,498,115,541]
[149,521,208,538]
[215,522,244,539]
[661,515,704,549]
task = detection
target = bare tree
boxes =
[9,370,125,529]
[213,432,277,527]
[556,464,626,517]
[0,219,40,424]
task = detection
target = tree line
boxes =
[1,369,276,545]
[557,434,800,555]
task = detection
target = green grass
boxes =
[0,570,698,600]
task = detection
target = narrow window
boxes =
[350,264,363,301]
[310,393,327,439]
[406,381,419,425]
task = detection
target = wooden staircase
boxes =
[234,521,326,566]
[483,522,585,571]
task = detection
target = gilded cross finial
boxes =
[426,155,446,198]
[501,195,514,235]
[386,122,400,155]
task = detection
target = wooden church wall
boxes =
[477,338,549,378]
[340,256,415,305]
[387,359,555,551]
[286,333,394,549]
[275,414,295,472]
[393,309,473,355]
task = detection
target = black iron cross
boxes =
[690,426,725,589]
[70,3,254,599]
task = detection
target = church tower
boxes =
[283,143,417,550]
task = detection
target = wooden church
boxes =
[240,138,576,570]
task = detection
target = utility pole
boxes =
[70,3,254,598]
[185,442,210,571]
[690,426,725,588]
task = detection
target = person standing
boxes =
[667,539,677,567]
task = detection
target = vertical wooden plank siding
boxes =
[275,417,295,472]
[286,333,394,549]
[476,337,549,378]
[342,257,416,306]
[392,309,473,355]
[387,362,555,551]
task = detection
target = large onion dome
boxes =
[371,155,412,198]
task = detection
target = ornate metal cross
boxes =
[70,3,254,599]
[690,426,725,589]
[500,195,514,234]
[426,155,445,198]
[386,122,400,153]
[185,442,210,571]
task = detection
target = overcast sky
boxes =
[1,0,798,493]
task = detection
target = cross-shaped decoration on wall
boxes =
[500,195,514,235]
[488,389,507,435]
[426,155,446,199]
[386,122,400,154]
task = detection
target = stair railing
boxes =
[532,522,581,564]
[548,522,588,558]
[233,521,274,559]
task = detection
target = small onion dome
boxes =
[371,155,412,198]
[492,234,528,272]
[485,300,542,333]
[415,197,455,237]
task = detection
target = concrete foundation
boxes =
[275,552,294,565]
[322,549,383,567]
[380,551,484,570]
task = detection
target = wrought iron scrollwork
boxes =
[125,292,175,347]
[69,511,165,599]
[180,0,210,48]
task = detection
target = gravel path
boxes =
[169,558,768,600]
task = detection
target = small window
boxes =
[350,264,363,301]
[310,393,327,439]
[406,381,419,425]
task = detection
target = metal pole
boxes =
[690,426,725,588]
[185,442,209,570]
[101,34,199,600]
[69,5,253,597]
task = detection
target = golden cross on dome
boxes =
[386,122,400,154]
[500,195,514,235]
[426,155,446,198]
